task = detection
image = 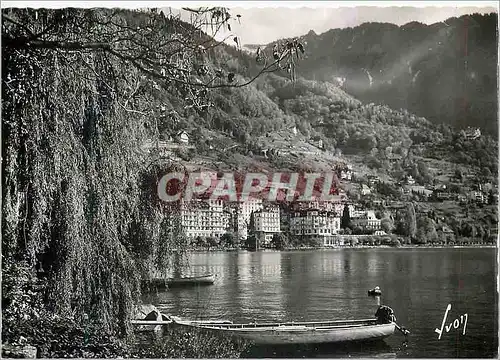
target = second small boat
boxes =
[144,274,215,289]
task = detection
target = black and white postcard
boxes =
[1,1,498,358]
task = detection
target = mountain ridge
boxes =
[244,13,498,134]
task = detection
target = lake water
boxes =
[143,248,498,358]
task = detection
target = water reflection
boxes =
[143,248,497,358]
[243,340,395,358]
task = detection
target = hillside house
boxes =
[367,175,380,186]
[457,194,468,204]
[437,225,455,244]
[340,169,353,181]
[432,189,456,201]
[405,175,416,185]
[463,127,481,140]
[361,184,372,196]
[409,185,432,199]
[469,191,487,204]
[176,130,189,144]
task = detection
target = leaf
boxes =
[228,24,231,31]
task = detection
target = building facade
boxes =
[180,199,230,239]
[290,209,342,246]
[235,198,264,240]
[252,206,281,245]
[351,210,382,231]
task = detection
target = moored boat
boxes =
[171,306,400,345]
[172,318,395,345]
[143,274,215,289]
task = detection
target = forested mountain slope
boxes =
[254,13,498,135]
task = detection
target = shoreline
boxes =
[187,244,497,253]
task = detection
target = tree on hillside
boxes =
[454,168,464,182]
[404,203,417,242]
[381,217,394,234]
[416,216,438,244]
[341,205,352,229]
[481,166,492,180]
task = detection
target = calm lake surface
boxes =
[144,248,498,358]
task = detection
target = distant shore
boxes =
[187,244,497,253]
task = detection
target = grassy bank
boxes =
[1,259,250,359]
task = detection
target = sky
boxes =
[218,5,498,45]
[1,1,498,45]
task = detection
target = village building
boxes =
[409,185,433,199]
[361,184,372,196]
[351,210,382,231]
[290,209,342,246]
[176,130,189,144]
[234,198,264,240]
[180,199,230,239]
[405,175,416,185]
[437,224,455,244]
[252,206,281,245]
[469,190,487,204]
[366,175,380,186]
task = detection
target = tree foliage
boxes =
[1,6,304,340]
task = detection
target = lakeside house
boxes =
[351,210,382,232]
[437,224,455,244]
[235,199,264,240]
[290,209,342,247]
[180,199,230,239]
[252,206,281,245]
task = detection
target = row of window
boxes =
[293,229,339,235]
[255,227,280,232]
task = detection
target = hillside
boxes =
[253,13,498,135]
[2,8,498,358]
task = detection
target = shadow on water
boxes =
[241,340,397,358]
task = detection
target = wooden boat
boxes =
[143,274,215,289]
[166,274,215,287]
[171,317,396,345]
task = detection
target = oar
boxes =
[394,322,410,336]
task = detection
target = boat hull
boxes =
[166,274,215,287]
[173,320,395,345]
[142,274,215,289]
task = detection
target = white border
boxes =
[1,1,499,9]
